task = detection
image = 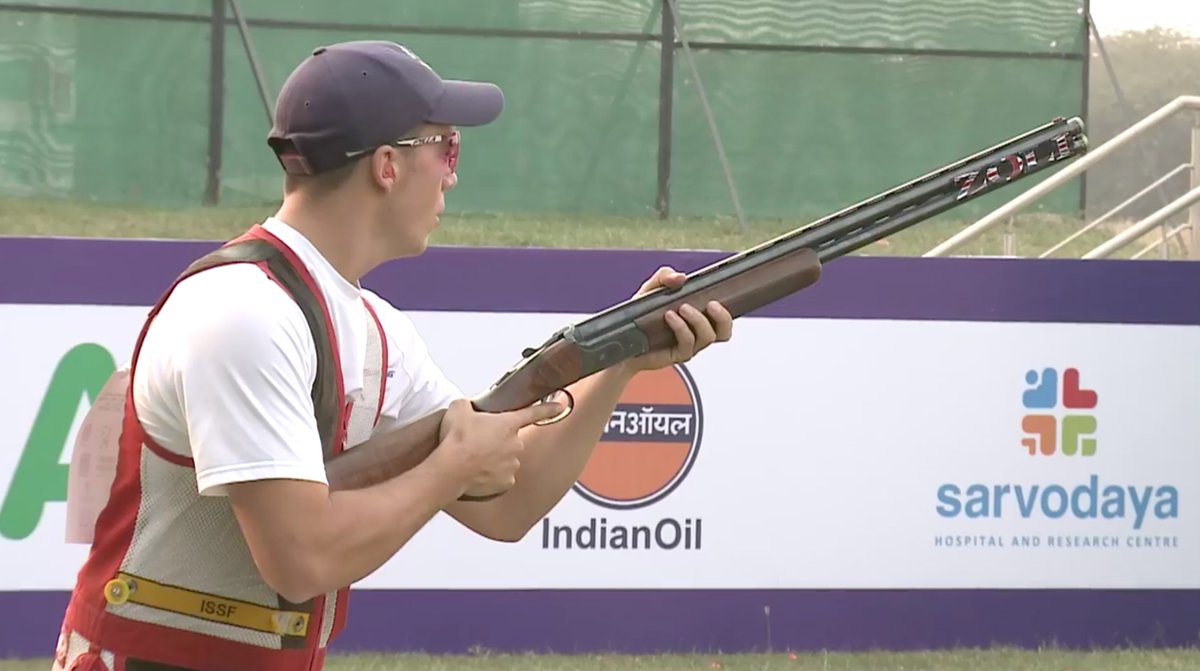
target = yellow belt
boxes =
[103,572,309,637]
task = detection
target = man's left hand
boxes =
[622,265,733,373]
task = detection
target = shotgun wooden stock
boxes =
[324,115,1090,499]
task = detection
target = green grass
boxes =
[5,647,1200,671]
[0,195,1184,260]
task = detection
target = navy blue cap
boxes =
[267,40,504,175]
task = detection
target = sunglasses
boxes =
[346,130,460,171]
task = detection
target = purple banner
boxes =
[2,235,1199,324]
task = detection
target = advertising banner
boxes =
[3,307,1197,591]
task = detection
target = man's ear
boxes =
[370,145,402,191]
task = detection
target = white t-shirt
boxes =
[131,217,463,496]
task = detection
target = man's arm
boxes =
[443,268,733,541]
[227,394,563,603]
[225,456,464,602]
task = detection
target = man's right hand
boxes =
[433,398,565,498]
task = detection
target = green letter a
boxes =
[0,343,116,540]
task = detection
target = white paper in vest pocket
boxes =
[65,366,129,544]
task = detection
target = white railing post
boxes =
[1190,113,1200,259]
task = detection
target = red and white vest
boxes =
[55,225,387,671]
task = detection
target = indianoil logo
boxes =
[573,363,703,509]
[539,363,704,551]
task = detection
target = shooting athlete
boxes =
[50,40,733,671]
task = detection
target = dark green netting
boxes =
[0,0,1086,219]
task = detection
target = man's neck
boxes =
[274,194,379,285]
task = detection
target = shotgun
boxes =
[325,115,1089,499]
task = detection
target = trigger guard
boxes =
[458,490,506,503]
[534,389,574,426]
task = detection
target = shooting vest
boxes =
[56,224,387,671]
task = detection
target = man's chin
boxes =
[393,244,427,259]
[414,231,434,254]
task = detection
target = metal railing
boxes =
[1131,223,1190,260]
[1082,184,1200,259]
[923,95,1200,259]
[1038,162,1192,258]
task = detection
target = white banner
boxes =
[2,304,1197,590]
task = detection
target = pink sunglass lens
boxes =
[447,134,459,171]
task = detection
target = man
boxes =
[52,40,732,671]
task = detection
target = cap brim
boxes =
[427,80,504,127]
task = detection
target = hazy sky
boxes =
[1088,0,1200,36]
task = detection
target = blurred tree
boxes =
[1085,27,1200,220]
